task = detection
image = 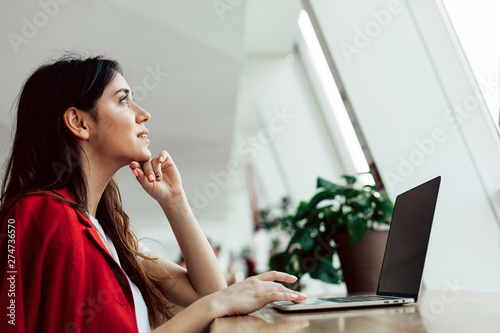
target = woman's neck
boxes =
[81,155,121,217]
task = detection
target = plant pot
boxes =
[333,230,388,293]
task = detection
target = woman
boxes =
[0,55,307,332]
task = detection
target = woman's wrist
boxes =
[202,292,227,319]
[151,293,224,332]
[158,192,198,225]
[158,191,189,211]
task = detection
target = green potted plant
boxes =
[266,174,394,292]
[257,196,294,253]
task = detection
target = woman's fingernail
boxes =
[290,294,298,299]
[155,173,161,181]
[300,293,307,298]
[148,174,155,182]
[159,156,165,163]
[132,169,139,177]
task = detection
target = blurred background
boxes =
[1,0,500,295]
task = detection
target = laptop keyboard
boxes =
[318,295,403,303]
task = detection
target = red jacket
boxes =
[0,189,140,332]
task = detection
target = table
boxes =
[210,291,500,332]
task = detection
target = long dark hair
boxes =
[0,54,175,327]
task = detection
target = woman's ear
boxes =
[63,107,90,140]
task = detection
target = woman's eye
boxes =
[120,95,129,104]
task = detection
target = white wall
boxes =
[238,54,346,206]
[308,0,500,291]
[208,53,348,271]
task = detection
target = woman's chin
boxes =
[131,150,151,163]
[138,150,152,162]
[135,153,151,163]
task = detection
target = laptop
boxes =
[273,176,441,311]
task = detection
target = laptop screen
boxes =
[377,176,440,299]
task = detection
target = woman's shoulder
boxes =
[12,192,63,213]
[13,188,75,208]
[5,188,81,232]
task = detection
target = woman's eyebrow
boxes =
[114,88,130,95]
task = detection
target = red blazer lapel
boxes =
[50,189,111,256]
[50,189,133,285]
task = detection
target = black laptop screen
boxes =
[377,176,440,298]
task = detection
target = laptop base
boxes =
[274,296,415,312]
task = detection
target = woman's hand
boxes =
[130,150,183,203]
[151,271,307,333]
[209,271,307,318]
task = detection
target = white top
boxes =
[87,213,151,333]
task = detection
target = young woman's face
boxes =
[88,72,152,165]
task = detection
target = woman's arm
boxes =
[139,194,227,307]
[158,193,227,296]
[140,254,200,307]
[151,271,305,333]
[131,150,226,303]
[150,292,218,333]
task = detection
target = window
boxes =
[441,0,500,128]
[297,10,374,185]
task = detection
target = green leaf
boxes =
[362,184,377,192]
[346,216,368,245]
[294,201,309,222]
[370,193,393,224]
[349,200,367,212]
[341,175,357,186]
[317,177,344,191]
[305,211,321,229]
[288,228,315,251]
[294,190,336,221]
[304,206,331,228]
[324,212,342,233]
[269,251,290,273]
[344,188,362,200]
[309,257,339,284]
[379,193,394,214]
[353,193,370,206]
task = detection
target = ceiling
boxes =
[0,0,302,228]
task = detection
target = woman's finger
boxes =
[130,161,142,169]
[255,271,298,284]
[129,162,154,189]
[129,161,142,177]
[141,160,156,183]
[263,291,299,304]
[274,285,307,301]
[259,281,307,302]
[151,157,162,182]
[158,150,169,164]
[130,161,141,170]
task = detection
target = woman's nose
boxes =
[136,104,151,123]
